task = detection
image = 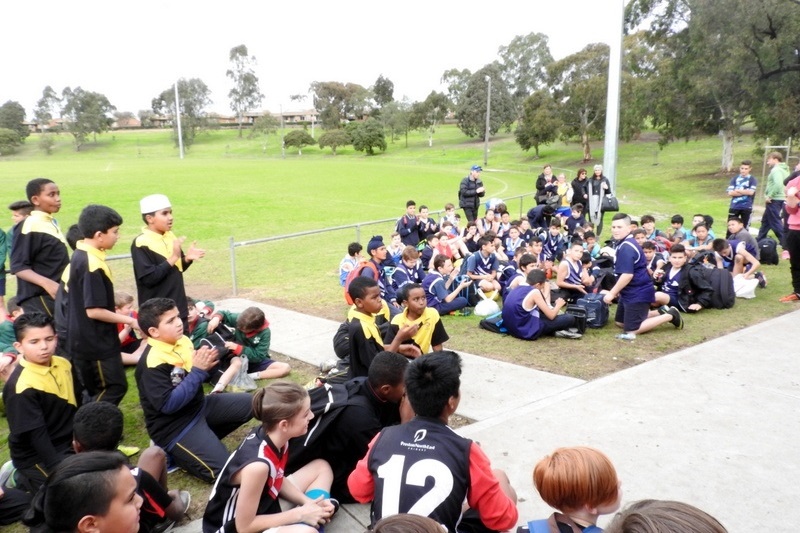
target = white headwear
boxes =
[140,194,171,214]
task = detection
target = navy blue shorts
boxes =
[615,300,651,333]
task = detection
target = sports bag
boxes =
[565,304,588,334]
[758,237,779,265]
[343,261,379,305]
[575,293,609,328]
[478,311,507,334]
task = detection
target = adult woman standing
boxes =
[571,168,589,208]
[587,164,612,235]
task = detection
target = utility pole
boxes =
[484,76,492,168]
[174,80,184,160]
[602,0,625,192]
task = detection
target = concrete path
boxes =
[176,299,800,532]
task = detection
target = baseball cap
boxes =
[471,165,483,172]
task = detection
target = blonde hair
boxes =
[114,291,134,308]
[252,381,307,431]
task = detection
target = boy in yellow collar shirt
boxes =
[132,194,205,329]
[384,283,449,354]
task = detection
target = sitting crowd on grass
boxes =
[0,168,776,532]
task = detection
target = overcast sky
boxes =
[2,0,625,118]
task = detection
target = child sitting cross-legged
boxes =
[523,446,622,533]
[186,299,247,394]
[384,283,450,356]
[501,269,580,340]
[207,305,291,381]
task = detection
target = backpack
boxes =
[575,293,609,328]
[703,267,736,309]
[343,261,379,305]
[653,235,673,253]
[519,520,601,533]
[758,237,779,265]
[198,323,236,358]
[478,311,507,334]
[565,305,588,333]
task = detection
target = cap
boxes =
[471,165,483,172]
[140,194,171,214]
[367,235,385,254]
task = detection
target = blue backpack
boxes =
[518,519,602,533]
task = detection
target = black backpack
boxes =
[478,311,507,334]
[758,238,779,265]
[703,268,736,309]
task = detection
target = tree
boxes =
[283,129,316,155]
[34,86,60,131]
[138,109,156,128]
[39,133,56,155]
[0,128,21,155]
[441,68,472,107]
[248,113,280,139]
[498,32,554,115]
[227,44,264,138]
[454,64,516,139]
[515,90,562,158]
[318,130,351,155]
[547,43,609,162]
[0,101,29,141]
[152,78,212,149]
[60,87,116,150]
[350,118,387,155]
[372,75,395,111]
[409,91,450,147]
[310,81,370,129]
[380,99,411,144]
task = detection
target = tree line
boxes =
[2,3,800,168]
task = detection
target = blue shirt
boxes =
[727,175,757,209]
[501,285,542,340]
[466,251,498,276]
[614,235,655,303]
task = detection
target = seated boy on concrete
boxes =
[348,351,518,533]
[524,446,621,533]
[2,313,81,492]
[115,290,146,366]
[653,244,712,313]
[287,351,409,503]
[207,305,291,381]
[385,283,449,355]
[134,297,253,483]
[347,277,419,378]
[72,401,190,531]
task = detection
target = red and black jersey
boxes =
[203,426,287,533]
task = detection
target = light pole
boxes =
[174,80,184,160]
[484,76,491,168]
[602,0,625,192]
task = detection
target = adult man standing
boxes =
[603,213,682,341]
[758,151,789,244]
[727,160,758,229]
[458,165,485,223]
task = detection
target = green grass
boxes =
[0,125,795,530]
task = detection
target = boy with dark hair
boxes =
[10,178,69,318]
[361,235,400,316]
[421,255,472,315]
[603,213,683,341]
[206,305,291,381]
[712,237,761,278]
[419,233,438,271]
[339,242,363,286]
[385,283,449,354]
[287,351,409,503]
[397,200,420,247]
[347,277,416,377]
[72,401,190,532]
[653,244,713,313]
[726,215,760,259]
[584,231,600,259]
[759,151,789,243]
[348,351,518,533]
[504,225,525,257]
[564,203,587,237]
[526,203,556,232]
[465,236,502,293]
[641,241,664,278]
[527,446,621,532]
[132,194,205,330]
[669,214,686,243]
[556,241,594,303]
[503,270,579,340]
[727,160,757,228]
[543,218,567,263]
[417,205,439,241]
[67,205,137,405]
[134,297,253,483]
[3,313,81,492]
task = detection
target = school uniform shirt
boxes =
[384,307,448,354]
[212,310,271,365]
[727,174,757,210]
[348,416,518,533]
[662,267,683,298]
[417,218,439,240]
[203,426,287,533]
[501,285,543,340]
[3,355,78,471]
[422,272,449,309]
[134,466,177,532]
[187,316,211,349]
[466,251,498,277]
[614,234,655,304]
[504,236,525,256]
[347,311,384,378]
[135,336,209,448]
[542,234,565,261]
[66,242,120,361]
[565,215,587,236]
[9,210,70,306]
[396,215,420,247]
[131,227,192,320]
[392,262,424,292]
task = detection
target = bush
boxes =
[0,128,21,155]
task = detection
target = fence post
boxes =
[229,236,238,297]
[519,196,524,219]
[356,224,361,242]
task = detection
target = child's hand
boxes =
[184,241,205,262]
[397,344,423,359]
[398,322,420,341]
[193,346,219,371]
[207,315,221,333]
[297,497,332,527]
[224,341,239,352]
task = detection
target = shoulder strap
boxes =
[526,520,551,533]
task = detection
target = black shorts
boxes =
[615,300,650,333]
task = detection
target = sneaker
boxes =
[657,305,670,315]
[0,461,15,488]
[755,271,767,289]
[667,306,684,329]
[554,329,582,339]
[779,293,800,302]
[782,250,790,260]
[329,497,340,516]
[179,490,192,515]
[117,444,140,457]
[319,358,338,373]
[166,453,180,474]
[150,518,177,533]
[615,333,637,341]
[449,309,472,316]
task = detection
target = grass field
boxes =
[0,124,795,529]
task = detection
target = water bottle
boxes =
[170,363,186,387]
